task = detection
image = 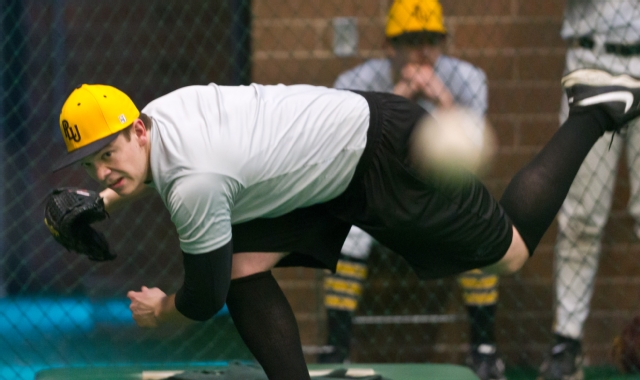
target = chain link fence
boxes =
[2,1,640,379]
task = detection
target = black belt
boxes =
[572,36,640,56]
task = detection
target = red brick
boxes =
[461,54,516,81]
[356,22,387,51]
[254,0,384,19]
[517,53,567,81]
[454,21,564,49]
[489,84,561,114]
[518,118,558,147]
[585,314,632,343]
[253,22,320,51]
[590,282,640,311]
[253,56,364,86]
[298,319,322,344]
[500,277,554,310]
[488,118,517,148]
[609,171,631,211]
[488,150,537,178]
[518,244,554,279]
[441,0,513,17]
[516,0,565,17]
[599,247,640,277]
[539,220,559,246]
[603,214,636,242]
[281,285,321,312]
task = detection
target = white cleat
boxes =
[562,69,640,130]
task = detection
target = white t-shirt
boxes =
[143,83,370,254]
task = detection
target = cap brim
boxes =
[52,133,119,172]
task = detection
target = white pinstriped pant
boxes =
[554,45,640,339]
[340,226,374,260]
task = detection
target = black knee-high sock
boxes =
[499,108,613,254]
[226,271,310,380]
[467,305,497,346]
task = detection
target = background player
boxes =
[319,1,504,379]
[538,1,640,379]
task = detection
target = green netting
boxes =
[1,1,640,380]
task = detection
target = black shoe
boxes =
[466,344,507,380]
[562,69,640,130]
[537,335,584,380]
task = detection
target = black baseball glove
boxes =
[44,187,115,261]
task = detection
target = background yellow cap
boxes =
[385,0,446,38]
[54,84,139,171]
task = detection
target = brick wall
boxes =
[253,0,640,369]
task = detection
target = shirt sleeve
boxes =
[165,173,240,254]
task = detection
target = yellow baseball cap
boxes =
[385,0,446,38]
[54,84,140,171]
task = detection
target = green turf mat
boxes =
[36,362,479,380]
[504,366,640,380]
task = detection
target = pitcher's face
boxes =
[80,121,150,196]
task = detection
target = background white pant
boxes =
[554,46,640,339]
[341,226,374,259]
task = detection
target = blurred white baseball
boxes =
[410,106,497,178]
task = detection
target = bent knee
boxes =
[481,227,529,275]
[493,251,527,274]
[231,252,286,279]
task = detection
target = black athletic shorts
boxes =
[232,91,513,280]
